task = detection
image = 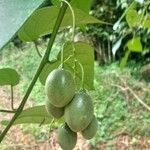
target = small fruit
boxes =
[81,115,98,139]
[45,68,75,107]
[57,123,77,150]
[65,91,94,132]
[45,100,64,118]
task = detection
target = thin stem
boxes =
[48,118,55,145]
[0,1,70,143]
[10,85,15,110]
[62,0,75,41]
[62,0,77,84]
[73,45,77,83]
[0,109,16,113]
[49,118,55,132]
[34,41,42,58]
[76,60,85,90]
[60,45,64,68]
[113,1,136,30]
[120,1,135,20]
[63,54,73,63]
[39,118,46,127]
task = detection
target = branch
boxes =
[128,86,150,111]
[0,1,70,143]
[0,109,16,113]
[116,74,150,111]
[111,84,150,111]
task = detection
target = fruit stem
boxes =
[34,41,42,58]
[0,109,16,113]
[0,0,70,143]
[62,0,75,40]
[62,0,77,84]
[76,60,85,90]
[60,45,64,68]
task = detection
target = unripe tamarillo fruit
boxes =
[45,100,64,119]
[65,91,94,132]
[57,123,77,150]
[81,115,98,139]
[45,68,75,107]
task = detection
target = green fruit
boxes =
[81,115,98,139]
[65,91,94,132]
[45,68,75,107]
[57,123,77,150]
[45,100,64,118]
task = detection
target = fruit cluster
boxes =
[45,68,98,150]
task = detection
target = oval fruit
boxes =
[45,68,75,107]
[57,123,77,150]
[45,100,64,119]
[81,115,98,139]
[65,91,94,132]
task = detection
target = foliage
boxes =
[18,6,100,41]
[0,0,99,143]
[1,106,53,125]
[0,43,45,104]
[0,0,44,50]
[90,63,150,146]
[0,0,150,148]
[39,42,94,90]
[86,0,150,66]
[0,68,20,86]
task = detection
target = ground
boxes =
[0,44,150,149]
[0,86,150,150]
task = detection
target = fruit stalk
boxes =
[0,0,70,143]
[62,0,77,84]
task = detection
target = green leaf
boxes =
[127,37,142,52]
[1,106,53,125]
[120,50,131,69]
[143,14,150,29]
[39,61,60,85]
[18,6,101,41]
[62,42,94,90]
[126,9,140,28]
[39,42,94,90]
[52,0,92,13]
[0,0,44,50]
[51,0,60,6]
[0,68,20,86]
[113,2,137,30]
[71,0,92,13]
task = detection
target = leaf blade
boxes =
[1,105,53,125]
[127,37,142,52]
[18,6,101,41]
[126,9,141,28]
[0,68,20,86]
[39,42,94,90]
[0,0,44,50]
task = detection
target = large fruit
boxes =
[57,123,77,150]
[64,91,94,132]
[45,100,64,119]
[45,68,75,107]
[81,115,98,139]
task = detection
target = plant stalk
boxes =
[0,0,70,143]
[0,110,16,113]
